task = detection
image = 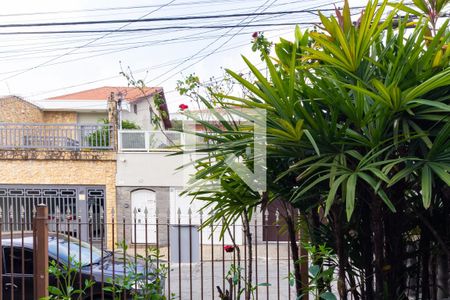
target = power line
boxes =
[17,1,332,97]
[25,28,294,99]
[0,2,304,50]
[152,0,335,87]
[151,0,279,88]
[0,8,362,28]
[0,0,177,82]
[0,9,306,74]
[0,27,292,62]
[0,0,255,17]
[0,5,318,55]
[0,23,319,35]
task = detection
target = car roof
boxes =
[1,232,72,248]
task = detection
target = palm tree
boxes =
[181,0,450,298]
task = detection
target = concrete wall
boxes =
[116,152,192,245]
[122,98,154,130]
[0,96,43,123]
[116,152,189,187]
[77,112,107,124]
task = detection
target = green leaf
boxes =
[344,83,393,108]
[403,68,450,102]
[428,163,450,186]
[358,172,396,212]
[226,68,268,102]
[409,99,450,112]
[388,2,423,15]
[309,264,321,277]
[48,286,63,296]
[256,282,271,287]
[325,175,349,216]
[320,292,338,300]
[346,174,357,220]
[412,0,428,12]
[303,129,320,155]
[421,165,432,208]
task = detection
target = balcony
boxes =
[118,130,182,152]
[0,123,113,150]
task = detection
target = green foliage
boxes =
[297,244,337,300]
[122,120,141,130]
[42,257,95,300]
[103,240,171,300]
[176,74,200,98]
[153,93,169,124]
[218,264,270,300]
[120,67,169,129]
[179,0,450,298]
[86,119,139,148]
[251,32,273,61]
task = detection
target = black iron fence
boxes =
[0,204,305,300]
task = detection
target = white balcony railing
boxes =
[118,130,183,152]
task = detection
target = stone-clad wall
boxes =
[0,96,43,123]
[0,150,117,246]
[43,111,78,123]
[0,96,79,124]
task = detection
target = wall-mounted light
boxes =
[79,190,86,201]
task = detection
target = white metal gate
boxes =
[131,189,157,243]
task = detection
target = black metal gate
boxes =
[0,185,105,241]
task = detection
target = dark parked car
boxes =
[1,233,162,299]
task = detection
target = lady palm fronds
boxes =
[181,0,450,298]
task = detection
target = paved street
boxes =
[165,259,297,300]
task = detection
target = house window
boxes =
[133,104,138,114]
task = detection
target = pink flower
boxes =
[179,104,188,111]
[224,245,234,253]
[252,32,258,39]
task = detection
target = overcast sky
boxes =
[0,0,369,112]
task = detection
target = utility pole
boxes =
[117,92,124,130]
[107,92,119,150]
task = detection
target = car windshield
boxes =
[48,236,107,267]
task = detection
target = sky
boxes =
[0,0,369,113]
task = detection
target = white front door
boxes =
[131,189,156,244]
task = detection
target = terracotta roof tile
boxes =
[48,86,162,102]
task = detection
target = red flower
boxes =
[224,245,234,253]
[179,104,188,111]
[252,32,258,39]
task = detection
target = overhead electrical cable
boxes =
[150,0,280,88]
[0,8,366,28]
[0,9,310,74]
[26,28,293,99]
[152,0,336,87]
[0,0,177,82]
[0,28,294,61]
[0,0,258,17]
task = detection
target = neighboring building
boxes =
[0,95,117,246]
[0,90,258,248]
[48,86,171,130]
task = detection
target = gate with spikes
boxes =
[0,185,105,242]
